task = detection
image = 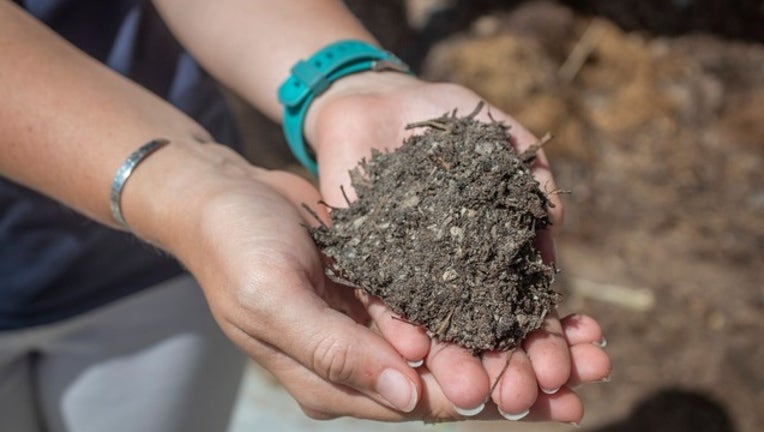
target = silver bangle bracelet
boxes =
[110,138,170,228]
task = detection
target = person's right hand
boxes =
[145,143,421,418]
[133,142,608,423]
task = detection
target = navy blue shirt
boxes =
[0,0,240,329]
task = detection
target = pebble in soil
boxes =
[309,105,560,353]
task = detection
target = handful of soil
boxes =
[309,105,560,353]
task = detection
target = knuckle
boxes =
[312,336,357,384]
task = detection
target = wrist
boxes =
[303,70,420,153]
[118,138,262,254]
[277,40,418,174]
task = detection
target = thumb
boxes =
[256,274,421,413]
[241,172,420,412]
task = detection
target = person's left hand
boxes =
[303,71,611,424]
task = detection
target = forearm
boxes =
[0,2,247,246]
[152,0,378,122]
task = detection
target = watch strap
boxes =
[278,40,411,175]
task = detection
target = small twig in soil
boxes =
[301,203,328,229]
[543,181,572,206]
[317,200,340,211]
[547,187,572,196]
[405,119,453,133]
[485,106,508,127]
[430,154,453,170]
[340,185,351,206]
[435,307,456,336]
[520,132,554,163]
[391,315,417,325]
[370,195,390,218]
[326,267,362,289]
[487,349,515,401]
[466,101,485,120]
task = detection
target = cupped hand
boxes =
[164,160,422,419]
[305,72,611,423]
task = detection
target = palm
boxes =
[183,171,423,416]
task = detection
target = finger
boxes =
[241,271,421,414]
[228,324,403,421]
[483,348,538,420]
[567,343,612,387]
[525,386,584,425]
[235,327,502,422]
[362,294,430,366]
[426,340,491,415]
[561,313,606,347]
[522,313,571,395]
[420,367,584,423]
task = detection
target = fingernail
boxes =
[598,374,611,383]
[407,359,424,368]
[541,386,560,395]
[568,421,581,428]
[498,407,530,421]
[454,402,485,417]
[594,336,607,348]
[376,369,418,413]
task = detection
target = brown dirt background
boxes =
[230,1,763,431]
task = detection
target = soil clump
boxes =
[309,107,560,353]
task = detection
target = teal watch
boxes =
[278,40,412,175]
